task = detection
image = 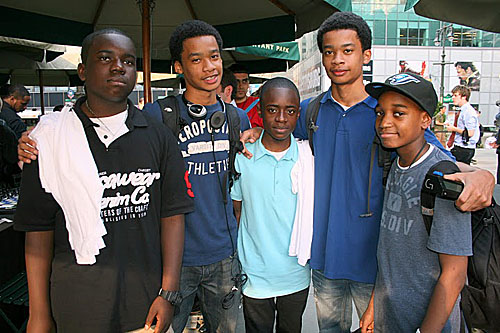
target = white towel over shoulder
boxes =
[30,108,106,265]
[289,140,315,266]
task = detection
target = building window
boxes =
[400,27,426,46]
[452,27,479,47]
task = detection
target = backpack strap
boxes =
[225,102,243,185]
[156,96,187,137]
[244,98,260,113]
[420,160,461,234]
[305,92,327,156]
[374,134,394,186]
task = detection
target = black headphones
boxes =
[181,94,226,131]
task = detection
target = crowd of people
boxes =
[5,10,496,333]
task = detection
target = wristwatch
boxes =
[158,288,183,306]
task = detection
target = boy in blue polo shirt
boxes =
[231,77,312,333]
[360,73,472,333]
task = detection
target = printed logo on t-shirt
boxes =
[177,119,230,177]
[99,168,160,222]
[381,173,420,235]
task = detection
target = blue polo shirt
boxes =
[231,134,311,298]
[295,88,453,284]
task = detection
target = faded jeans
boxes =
[172,255,241,333]
[312,270,374,333]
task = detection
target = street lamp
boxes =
[433,22,454,103]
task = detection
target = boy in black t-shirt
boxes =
[14,29,193,332]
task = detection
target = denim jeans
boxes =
[171,255,241,333]
[312,270,374,333]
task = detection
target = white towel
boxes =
[289,140,315,266]
[30,107,106,265]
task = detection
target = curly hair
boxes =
[316,12,372,52]
[169,20,223,65]
[81,28,132,64]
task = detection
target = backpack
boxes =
[305,92,394,218]
[420,161,500,332]
[155,96,243,203]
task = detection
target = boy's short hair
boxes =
[228,63,250,75]
[451,85,471,101]
[81,28,132,64]
[365,73,437,118]
[259,77,300,104]
[221,69,238,101]
[317,12,372,52]
[169,20,223,65]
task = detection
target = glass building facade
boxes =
[353,0,500,48]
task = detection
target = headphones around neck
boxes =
[181,93,226,130]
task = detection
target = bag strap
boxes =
[305,92,327,155]
[244,98,259,113]
[222,103,243,204]
[157,96,185,137]
[420,160,461,235]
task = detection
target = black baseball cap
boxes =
[365,73,437,118]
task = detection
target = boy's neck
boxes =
[261,133,291,153]
[397,138,429,167]
[330,77,368,107]
[85,95,128,118]
[184,88,217,106]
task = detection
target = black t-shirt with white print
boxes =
[14,98,194,332]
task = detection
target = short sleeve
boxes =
[159,127,195,218]
[463,111,478,130]
[294,98,312,140]
[427,197,472,256]
[230,155,243,201]
[14,160,60,231]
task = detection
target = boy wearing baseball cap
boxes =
[360,73,472,333]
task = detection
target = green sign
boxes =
[234,42,300,61]
[443,94,453,103]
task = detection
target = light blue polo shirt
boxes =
[231,134,311,298]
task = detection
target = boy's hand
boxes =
[360,305,374,333]
[239,127,263,159]
[27,314,56,333]
[444,168,494,211]
[18,129,38,163]
[144,297,174,333]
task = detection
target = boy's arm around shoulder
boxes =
[445,163,494,211]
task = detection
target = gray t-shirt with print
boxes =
[374,146,472,333]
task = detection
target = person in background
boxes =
[229,63,263,128]
[0,83,30,139]
[433,104,447,147]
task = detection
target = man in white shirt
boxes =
[448,85,480,164]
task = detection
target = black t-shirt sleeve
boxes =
[159,127,194,218]
[14,159,61,231]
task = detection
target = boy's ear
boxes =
[421,112,432,129]
[77,63,86,82]
[363,49,372,65]
[174,60,183,75]
[257,100,262,118]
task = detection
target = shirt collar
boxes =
[254,132,298,161]
[320,87,378,110]
[73,97,148,130]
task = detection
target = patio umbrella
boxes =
[0,0,341,101]
[405,0,500,33]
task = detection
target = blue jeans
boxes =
[171,255,241,333]
[312,270,374,333]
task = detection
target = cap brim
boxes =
[365,82,432,117]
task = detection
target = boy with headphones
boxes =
[146,20,250,332]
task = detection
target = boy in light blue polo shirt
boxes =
[231,77,311,333]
